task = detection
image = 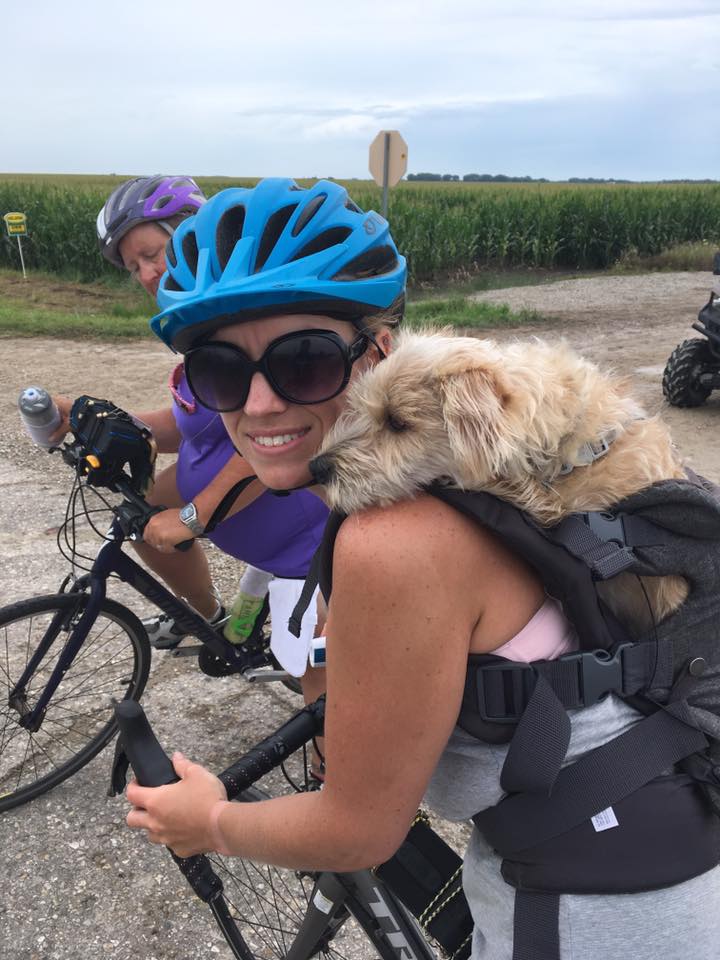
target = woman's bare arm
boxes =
[142,453,264,552]
[127,495,541,868]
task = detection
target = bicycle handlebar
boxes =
[114,697,326,797]
[56,434,256,551]
[114,698,326,904]
[114,701,178,786]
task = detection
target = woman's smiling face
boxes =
[215,314,383,492]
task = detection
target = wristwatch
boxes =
[179,502,205,537]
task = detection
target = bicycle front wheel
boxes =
[0,593,151,812]
[204,789,438,960]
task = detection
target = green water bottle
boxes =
[224,590,266,645]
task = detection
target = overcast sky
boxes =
[4,0,719,181]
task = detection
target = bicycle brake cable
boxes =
[56,477,117,574]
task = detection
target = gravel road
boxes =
[1,270,718,960]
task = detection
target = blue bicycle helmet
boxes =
[151,178,406,352]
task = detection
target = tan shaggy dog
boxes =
[314,331,688,635]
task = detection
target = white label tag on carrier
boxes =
[591,806,619,832]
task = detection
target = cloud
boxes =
[1,0,718,179]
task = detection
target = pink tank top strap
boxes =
[492,596,577,663]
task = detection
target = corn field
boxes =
[1,175,719,283]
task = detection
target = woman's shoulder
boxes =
[333,493,496,573]
[331,493,545,652]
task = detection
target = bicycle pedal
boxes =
[169,645,202,658]
[244,667,293,683]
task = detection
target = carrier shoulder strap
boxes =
[288,510,346,638]
[425,483,673,648]
[425,482,701,739]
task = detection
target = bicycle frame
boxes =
[10,517,271,733]
[285,870,437,960]
[116,697,441,960]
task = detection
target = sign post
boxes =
[368,131,408,219]
[3,212,28,279]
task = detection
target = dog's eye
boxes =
[387,414,408,432]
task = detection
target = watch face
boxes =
[180,504,196,523]
[179,502,203,535]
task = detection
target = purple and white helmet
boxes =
[96,175,206,269]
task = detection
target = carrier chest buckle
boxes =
[558,643,633,706]
[472,643,633,724]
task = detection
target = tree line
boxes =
[406,173,718,184]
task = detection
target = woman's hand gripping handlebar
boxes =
[115,698,325,881]
[56,394,257,552]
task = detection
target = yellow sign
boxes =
[3,212,28,237]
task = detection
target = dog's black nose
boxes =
[309,454,335,485]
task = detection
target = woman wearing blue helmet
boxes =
[123,174,542,939]
[126,178,719,960]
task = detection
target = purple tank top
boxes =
[170,365,328,578]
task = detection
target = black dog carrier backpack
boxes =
[292,470,720,960]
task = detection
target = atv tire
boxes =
[662,338,714,407]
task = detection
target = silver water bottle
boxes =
[18,386,63,449]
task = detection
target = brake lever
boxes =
[114,501,165,541]
[116,500,193,551]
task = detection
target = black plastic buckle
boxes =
[473,643,633,723]
[473,660,534,724]
[561,643,632,706]
[585,510,626,546]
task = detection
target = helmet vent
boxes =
[345,200,361,214]
[140,178,160,200]
[182,231,199,276]
[291,226,353,262]
[164,274,184,292]
[332,245,399,281]
[255,204,299,272]
[153,194,172,210]
[216,205,246,272]
[291,195,326,237]
[165,237,177,269]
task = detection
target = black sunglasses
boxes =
[184,328,382,412]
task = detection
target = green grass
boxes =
[411,266,588,300]
[0,302,151,338]
[610,240,719,273]
[0,289,540,339]
[405,296,540,329]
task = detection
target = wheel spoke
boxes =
[204,842,376,959]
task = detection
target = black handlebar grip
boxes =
[114,701,178,788]
[174,538,194,552]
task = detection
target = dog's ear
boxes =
[438,361,512,484]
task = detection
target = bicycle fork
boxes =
[8,543,117,732]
